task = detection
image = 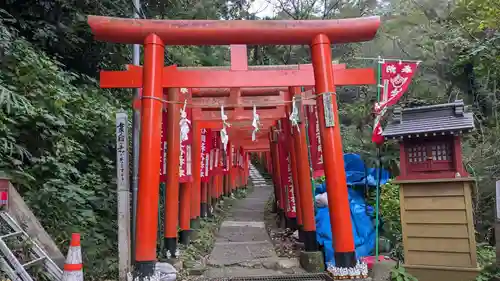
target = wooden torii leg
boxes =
[291,87,318,252]
[286,88,304,237]
[134,34,164,278]
[311,34,355,268]
[179,182,191,245]
[211,174,218,209]
[269,132,279,214]
[164,87,181,259]
[201,182,208,217]
[191,122,202,229]
[207,177,213,217]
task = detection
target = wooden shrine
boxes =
[383,100,480,281]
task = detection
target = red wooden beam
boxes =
[100,66,375,88]
[88,16,381,45]
[190,64,346,97]
[243,144,270,152]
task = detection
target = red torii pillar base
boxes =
[200,182,208,218]
[179,182,192,246]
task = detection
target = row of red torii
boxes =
[89,15,381,278]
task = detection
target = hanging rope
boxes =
[289,96,300,132]
[251,104,261,141]
[179,99,191,142]
[220,105,231,152]
[140,92,327,108]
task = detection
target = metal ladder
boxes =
[0,211,62,281]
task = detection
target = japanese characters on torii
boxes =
[251,104,260,142]
[289,96,300,132]
[220,105,231,152]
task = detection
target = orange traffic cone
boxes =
[62,233,83,281]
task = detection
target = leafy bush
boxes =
[0,18,122,279]
[377,181,404,261]
[391,266,418,281]
[476,244,500,281]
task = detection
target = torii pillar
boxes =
[312,34,355,267]
[288,86,318,251]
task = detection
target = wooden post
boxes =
[285,88,304,235]
[164,87,181,258]
[135,34,164,278]
[290,87,318,251]
[116,111,131,280]
[191,121,202,228]
[496,180,500,267]
[179,181,191,245]
[311,34,355,268]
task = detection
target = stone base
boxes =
[163,258,183,272]
[371,260,396,281]
[299,251,325,273]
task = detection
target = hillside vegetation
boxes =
[0,0,498,279]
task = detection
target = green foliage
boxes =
[0,16,121,279]
[314,176,325,184]
[379,181,404,261]
[391,266,418,281]
[475,244,500,281]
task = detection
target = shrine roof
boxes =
[383,100,474,139]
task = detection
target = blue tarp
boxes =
[315,153,390,266]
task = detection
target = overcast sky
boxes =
[249,0,275,18]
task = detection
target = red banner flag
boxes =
[209,132,215,176]
[200,128,212,183]
[279,119,296,218]
[372,61,419,144]
[305,106,324,177]
[211,132,222,175]
[160,110,168,182]
[179,108,193,183]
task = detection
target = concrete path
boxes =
[205,164,304,277]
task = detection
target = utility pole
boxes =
[131,0,141,267]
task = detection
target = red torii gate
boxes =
[88,15,380,278]
[102,46,376,253]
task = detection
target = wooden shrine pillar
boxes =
[164,87,181,258]
[179,181,191,245]
[289,86,318,250]
[134,34,164,277]
[269,130,280,214]
[191,121,202,227]
[200,182,208,217]
[206,176,213,217]
[311,34,355,268]
[285,88,304,237]
[232,147,238,192]
[273,125,286,228]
